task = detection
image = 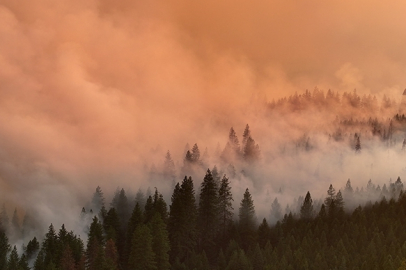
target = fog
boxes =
[1,0,406,241]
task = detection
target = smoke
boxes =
[1,0,406,243]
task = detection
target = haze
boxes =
[1,0,406,231]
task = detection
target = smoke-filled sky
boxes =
[1,0,406,230]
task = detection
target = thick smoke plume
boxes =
[1,0,406,242]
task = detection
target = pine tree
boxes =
[42,224,58,267]
[270,198,282,222]
[19,253,30,270]
[168,176,197,262]
[7,245,19,270]
[242,124,251,150]
[218,175,233,246]
[105,239,119,270]
[324,184,336,217]
[355,135,361,152]
[91,186,105,214]
[239,188,256,251]
[300,191,314,219]
[257,219,270,248]
[128,224,157,270]
[0,205,9,232]
[191,144,201,163]
[60,246,76,270]
[86,217,105,270]
[198,169,219,255]
[125,202,143,267]
[150,214,170,270]
[243,137,260,162]
[163,151,176,182]
[0,228,9,269]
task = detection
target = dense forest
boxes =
[2,89,406,269]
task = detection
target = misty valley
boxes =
[2,90,406,269]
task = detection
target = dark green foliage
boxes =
[19,253,30,270]
[168,176,197,262]
[239,188,256,251]
[8,245,19,270]
[128,224,157,270]
[300,191,313,219]
[150,214,170,270]
[226,249,252,270]
[198,169,219,258]
[26,236,40,261]
[0,228,10,269]
[218,174,233,247]
[257,219,270,249]
[86,217,105,270]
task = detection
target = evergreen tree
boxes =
[0,228,10,269]
[325,184,336,217]
[257,219,270,249]
[218,174,234,245]
[7,245,19,270]
[19,253,30,270]
[42,224,58,267]
[198,169,219,256]
[300,191,314,219]
[128,224,157,270]
[86,217,105,270]
[60,246,76,270]
[355,135,361,152]
[242,124,251,150]
[91,186,105,215]
[105,239,119,270]
[243,137,260,162]
[125,202,143,267]
[150,213,170,270]
[168,176,197,262]
[191,144,201,163]
[225,249,252,270]
[163,151,176,182]
[270,198,282,222]
[239,188,256,251]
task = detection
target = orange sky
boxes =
[1,0,406,208]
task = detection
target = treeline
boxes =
[2,171,406,269]
[268,88,397,113]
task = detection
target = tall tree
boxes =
[300,191,314,220]
[8,245,19,270]
[198,169,219,256]
[191,144,201,163]
[243,137,260,163]
[86,217,105,270]
[128,224,157,270]
[150,214,170,270]
[168,176,197,262]
[163,151,176,182]
[218,175,233,245]
[239,188,256,251]
[270,198,282,222]
[242,124,251,150]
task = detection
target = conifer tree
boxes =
[105,239,119,270]
[128,224,157,270]
[270,198,282,222]
[300,191,314,219]
[242,124,251,150]
[239,188,256,251]
[19,253,30,270]
[163,151,176,182]
[218,175,233,245]
[243,137,260,162]
[86,217,105,270]
[91,186,106,217]
[168,176,197,262]
[198,169,219,255]
[191,144,201,163]
[125,202,143,266]
[60,246,76,270]
[0,227,9,269]
[7,245,19,270]
[257,219,270,248]
[150,213,170,270]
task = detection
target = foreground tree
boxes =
[239,188,256,251]
[128,224,156,270]
[198,169,219,256]
[168,176,197,262]
[218,175,234,246]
